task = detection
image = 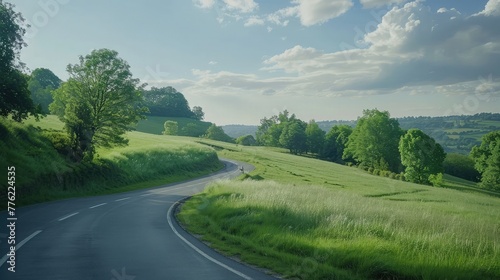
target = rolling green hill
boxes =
[179,139,500,279]
[1,116,221,206]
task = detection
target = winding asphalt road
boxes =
[0,160,277,280]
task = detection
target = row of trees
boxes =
[256,109,499,189]
[256,109,446,185]
[143,86,204,120]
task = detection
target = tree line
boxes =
[255,109,499,190]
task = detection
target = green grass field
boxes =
[178,140,500,279]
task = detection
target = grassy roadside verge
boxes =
[178,140,500,279]
[1,118,223,207]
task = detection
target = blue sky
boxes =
[13,0,500,125]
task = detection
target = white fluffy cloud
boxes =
[475,0,500,16]
[265,0,353,27]
[197,0,354,27]
[293,0,353,26]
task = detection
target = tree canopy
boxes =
[399,129,446,184]
[470,131,500,190]
[343,109,403,172]
[322,125,353,163]
[305,120,325,154]
[0,1,38,121]
[50,49,147,161]
[191,106,205,121]
[143,86,194,118]
[28,68,61,113]
[280,119,307,155]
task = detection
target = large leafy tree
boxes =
[50,49,147,161]
[305,120,325,154]
[279,120,307,155]
[399,129,446,184]
[470,131,500,190]
[322,125,353,163]
[143,86,194,118]
[343,109,403,172]
[256,110,297,147]
[28,68,61,113]
[0,1,38,121]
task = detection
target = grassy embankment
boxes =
[178,139,500,279]
[0,116,222,206]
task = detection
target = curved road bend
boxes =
[0,160,277,280]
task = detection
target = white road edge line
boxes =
[115,197,130,202]
[89,203,107,209]
[0,230,42,268]
[58,212,79,221]
[167,202,253,280]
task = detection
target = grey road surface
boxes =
[0,160,277,279]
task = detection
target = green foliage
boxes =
[0,119,70,197]
[162,120,178,135]
[429,173,444,187]
[256,110,297,147]
[143,86,194,118]
[471,131,500,190]
[399,129,446,185]
[235,134,256,146]
[28,68,61,113]
[50,49,147,161]
[305,120,325,154]
[443,153,480,182]
[0,1,40,121]
[279,120,307,155]
[322,125,353,163]
[344,109,403,172]
[191,106,205,120]
[204,124,234,143]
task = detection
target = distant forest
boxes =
[223,113,500,155]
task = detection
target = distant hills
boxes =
[222,113,500,155]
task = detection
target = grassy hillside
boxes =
[178,140,500,279]
[135,116,212,135]
[1,117,222,206]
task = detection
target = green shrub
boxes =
[429,173,444,187]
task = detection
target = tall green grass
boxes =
[179,140,500,279]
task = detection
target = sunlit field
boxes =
[179,140,500,279]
